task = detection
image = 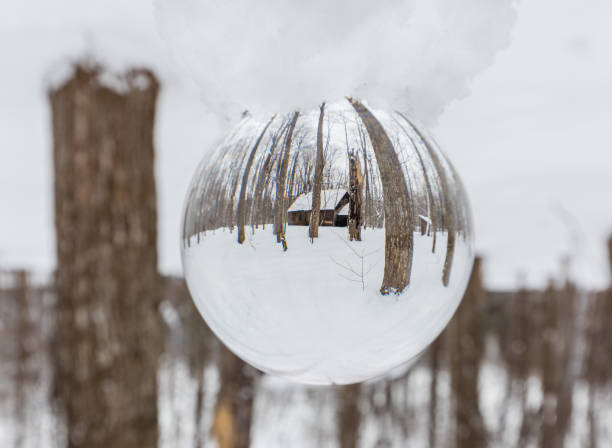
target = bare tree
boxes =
[348,98,414,294]
[348,152,364,241]
[252,124,287,229]
[397,113,456,286]
[237,115,275,243]
[309,102,326,239]
[273,111,300,249]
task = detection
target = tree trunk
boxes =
[448,257,487,448]
[337,384,361,448]
[212,347,257,448]
[50,64,163,448]
[274,111,299,247]
[253,127,285,228]
[428,336,442,448]
[393,116,437,248]
[348,153,363,241]
[349,98,414,294]
[397,113,455,285]
[309,103,326,239]
[237,115,275,243]
[14,270,32,448]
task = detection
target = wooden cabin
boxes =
[288,189,349,227]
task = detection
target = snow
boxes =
[182,226,473,385]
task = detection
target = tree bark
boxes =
[337,384,362,448]
[14,270,32,448]
[348,154,363,241]
[448,257,487,448]
[50,64,163,448]
[212,347,257,448]
[309,103,326,239]
[427,336,442,448]
[349,98,414,294]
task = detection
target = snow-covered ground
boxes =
[183,226,473,384]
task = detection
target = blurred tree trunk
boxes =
[212,347,257,448]
[514,288,537,448]
[582,236,612,448]
[161,276,216,448]
[14,270,32,448]
[538,283,562,448]
[448,257,486,448]
[427,336,442,448]
[337,384,361,448]
[50,65,163,448]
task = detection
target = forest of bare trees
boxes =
[0,63,610,447]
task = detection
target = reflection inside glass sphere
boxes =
[181,98,474,385]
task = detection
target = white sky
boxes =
[1,0,611,289]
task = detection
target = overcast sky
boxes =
[1,0,611,289]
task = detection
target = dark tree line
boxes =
[3,242,612,447]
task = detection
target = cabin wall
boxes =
[288,210,347,227]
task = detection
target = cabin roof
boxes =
[288,189,349,213]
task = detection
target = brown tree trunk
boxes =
[50,64,163,448]
[538,282,575,448]
[427,336,442,448]
[349,98,414,294]
[237,115,275,243]
[337,384,362,448]
[14,270,32,448]
[447,257,487,448]
[348,154,363,241]
[309,103,326,239]
[212,347,257,448]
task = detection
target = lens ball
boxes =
[181,99,474,385]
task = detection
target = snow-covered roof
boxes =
[288,189,348,213]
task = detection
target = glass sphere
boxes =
[181,99,474,385]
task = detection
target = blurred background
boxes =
[1,0,611,447]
